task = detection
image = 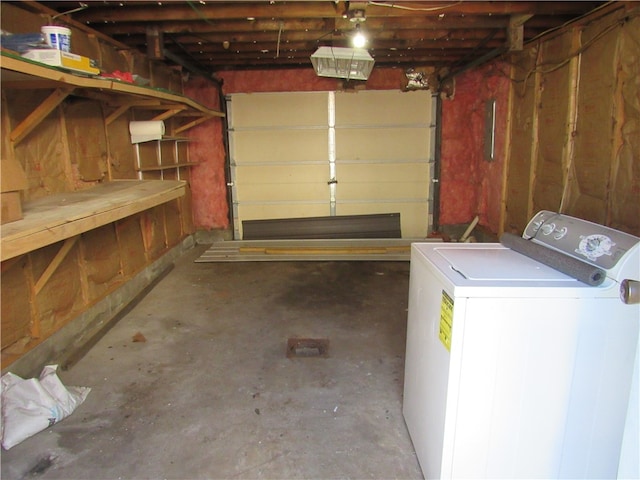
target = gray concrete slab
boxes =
[1,245,422,479]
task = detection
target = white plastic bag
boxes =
[1,365,90,450]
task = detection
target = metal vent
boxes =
[287,338,330,358]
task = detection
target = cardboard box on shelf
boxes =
[22,49,100,75]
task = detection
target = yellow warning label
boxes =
[439,290,454,351]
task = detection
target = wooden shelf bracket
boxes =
[10,87,73,145]
[34,235,80,295]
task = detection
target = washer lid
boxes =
[435,247,575,281]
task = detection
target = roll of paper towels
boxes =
[129,121,165,143]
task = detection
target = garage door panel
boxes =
[336,182,428,201]
[335,128,429,160]
[236,182,328,202]
[233,92,327,127]
[234,130,327,163]
[240,204,329,222]
[336,90,431,125]
[229,91,433,239]
[338,163,430,182]
[236,164,327,184]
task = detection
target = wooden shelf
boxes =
[137,162,199,172]
[0,51,224,145]
[0,180,186,261]
[152,136,191,142]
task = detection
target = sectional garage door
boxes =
[228,90,434,239]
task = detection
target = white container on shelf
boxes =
[41,26,71,52]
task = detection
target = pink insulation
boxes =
[185,64,508,234]
[185,67,405,230]
[439,62,509,234]
[218,67,406,94]
[183,77,229,230]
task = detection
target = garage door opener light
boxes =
[310,46,375,81]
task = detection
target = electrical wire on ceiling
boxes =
[186,0,220,26]
[367,1,463,13]
[51,2,88,20]
[314,29,344,44]
[503,14,631,97]
[526,0,618,44]
[276,21,283,58]
[187,1,287,59]
[448,29,499,71]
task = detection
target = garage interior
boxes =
[1,1,639,478]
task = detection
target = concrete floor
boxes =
[1,245,423,479]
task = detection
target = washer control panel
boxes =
[523,210,640,271]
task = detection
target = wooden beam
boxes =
[508,14,534,51]
[16,0,131,50]
[10,88,72,145]
[527,46,544,220]
[137,162,199,172]
[105,99,162,108]
[559,27,582,213]
[26,255,40,340]
[499,61,516,237]
[510,13,535,26]
[174,116,213,135]
[72,2,601,23]
[98,17,511,38]
[152,107,188,122]
[105,104,133,126]
[34,235,79,295]
[146,25,165,60]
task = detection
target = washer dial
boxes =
[576,234,615,261]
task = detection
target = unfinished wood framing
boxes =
[0,207,187,367]
[0,180,186,261]
[33,236,80,295]
[9,87,72,145]
[0,4,220,369]
[1,53,223,149]
[502,4,639,236]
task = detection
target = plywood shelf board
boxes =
[137,162,199,172]
[1,180,185,261]
[1,52,224,121]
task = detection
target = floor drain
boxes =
[287,338,329,358]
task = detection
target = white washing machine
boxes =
[403,211,640,479]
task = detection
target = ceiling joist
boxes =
[39,1,610,75]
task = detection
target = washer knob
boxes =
[554,227,568,240]
[541,223,556,235]
[620,280,640,304]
